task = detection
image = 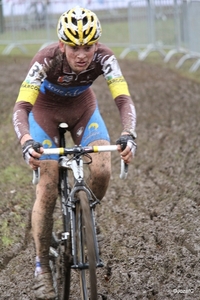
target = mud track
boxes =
[0,56,200,299]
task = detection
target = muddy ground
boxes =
[0,55,200,300]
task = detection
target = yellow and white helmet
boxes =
[57,7,102,46]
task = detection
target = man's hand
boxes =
[116,133,137,164]
[21,139,43,170]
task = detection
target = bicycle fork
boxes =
[69,187,103,270]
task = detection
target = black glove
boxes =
[22,139,42,165]
[116,134,137,154]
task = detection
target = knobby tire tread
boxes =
[63,238,72,299]
[51,234,72,300]
[77,190,97,300]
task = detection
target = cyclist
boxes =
[13,6,137,300]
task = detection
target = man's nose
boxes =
[77,49,86,58]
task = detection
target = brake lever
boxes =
[32,142,42,185]
[32,167,40,185]
[120,159,128,179]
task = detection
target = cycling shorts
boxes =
[29,105,110,160]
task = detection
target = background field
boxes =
[0,52,200,299]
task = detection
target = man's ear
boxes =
[94,42,99,51]
[59,41,65,53]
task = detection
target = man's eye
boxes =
[85,46,92,51]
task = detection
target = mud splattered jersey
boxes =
[13,42,136,140]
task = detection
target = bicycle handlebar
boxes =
[39,145,118,155]
[32,145,128,184]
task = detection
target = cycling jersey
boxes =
[13,42,136,149]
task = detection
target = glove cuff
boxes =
[116,134,137,151]
[22,139,34,159]
[22,139,34,149]
[123,129,137,139]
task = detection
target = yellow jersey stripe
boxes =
[107,76,130,99]
[16,81,40,105]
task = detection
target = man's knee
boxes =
[36,160,59,201]
[91,166,110,185]
[98,162,111,181]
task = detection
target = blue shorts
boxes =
[29,106,110,160]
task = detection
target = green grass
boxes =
[1,165,26,183]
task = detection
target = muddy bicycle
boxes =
[33,122,128,300]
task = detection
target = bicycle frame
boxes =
[32,122,128,299]
[58,151,103,269]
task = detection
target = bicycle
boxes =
[33,122,128,300]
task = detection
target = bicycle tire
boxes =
[50,227,72,299]
[50,202,72,300]
[55,168,72,300]
[76,190,97,300]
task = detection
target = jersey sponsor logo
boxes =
[16,81,40,104]
[76,126,84,137]
[42,139,52,148]
[21,82,40,91]
[108,79,130,99]
[88,122,99,130]
[58,73,93,85]
[13,110,22,139]
[41,79,90,97]
[58,75,73,83]
[107,77,126,86]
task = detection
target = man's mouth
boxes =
[77,61,87,67]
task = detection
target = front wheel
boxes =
[76,190,97,300]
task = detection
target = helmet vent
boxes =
[72,17,77,26]
[83,27,93,39]
[68,27,79,38]
[83,16,87,26]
